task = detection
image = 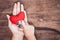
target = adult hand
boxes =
[22,21,36,40]
[7,2,24,40]
[20,3,36,40]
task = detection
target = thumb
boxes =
[6,15,12,25]
[22,21,26,27]
[22,21,29,28]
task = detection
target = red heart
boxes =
[10,12,25,24]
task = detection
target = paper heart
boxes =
[10,12,25,24]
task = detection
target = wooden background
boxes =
[0,0,60,40]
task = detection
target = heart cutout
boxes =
[10,12,25,24]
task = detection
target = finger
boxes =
[6,15,13,33]
[17,2,20,14]
[13,3,17,15]
[21,4,24,12]
[24,11,28,23]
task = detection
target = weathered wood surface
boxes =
[0,0,60,40]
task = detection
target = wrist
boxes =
[26,35,36,40]
[13,34,24,37]
[12,35,24,40]
[13,32,24,37]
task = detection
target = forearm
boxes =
[12,35,24,40]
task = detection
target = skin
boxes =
[6,2,36,40]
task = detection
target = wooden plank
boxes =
[0,20,8,26]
